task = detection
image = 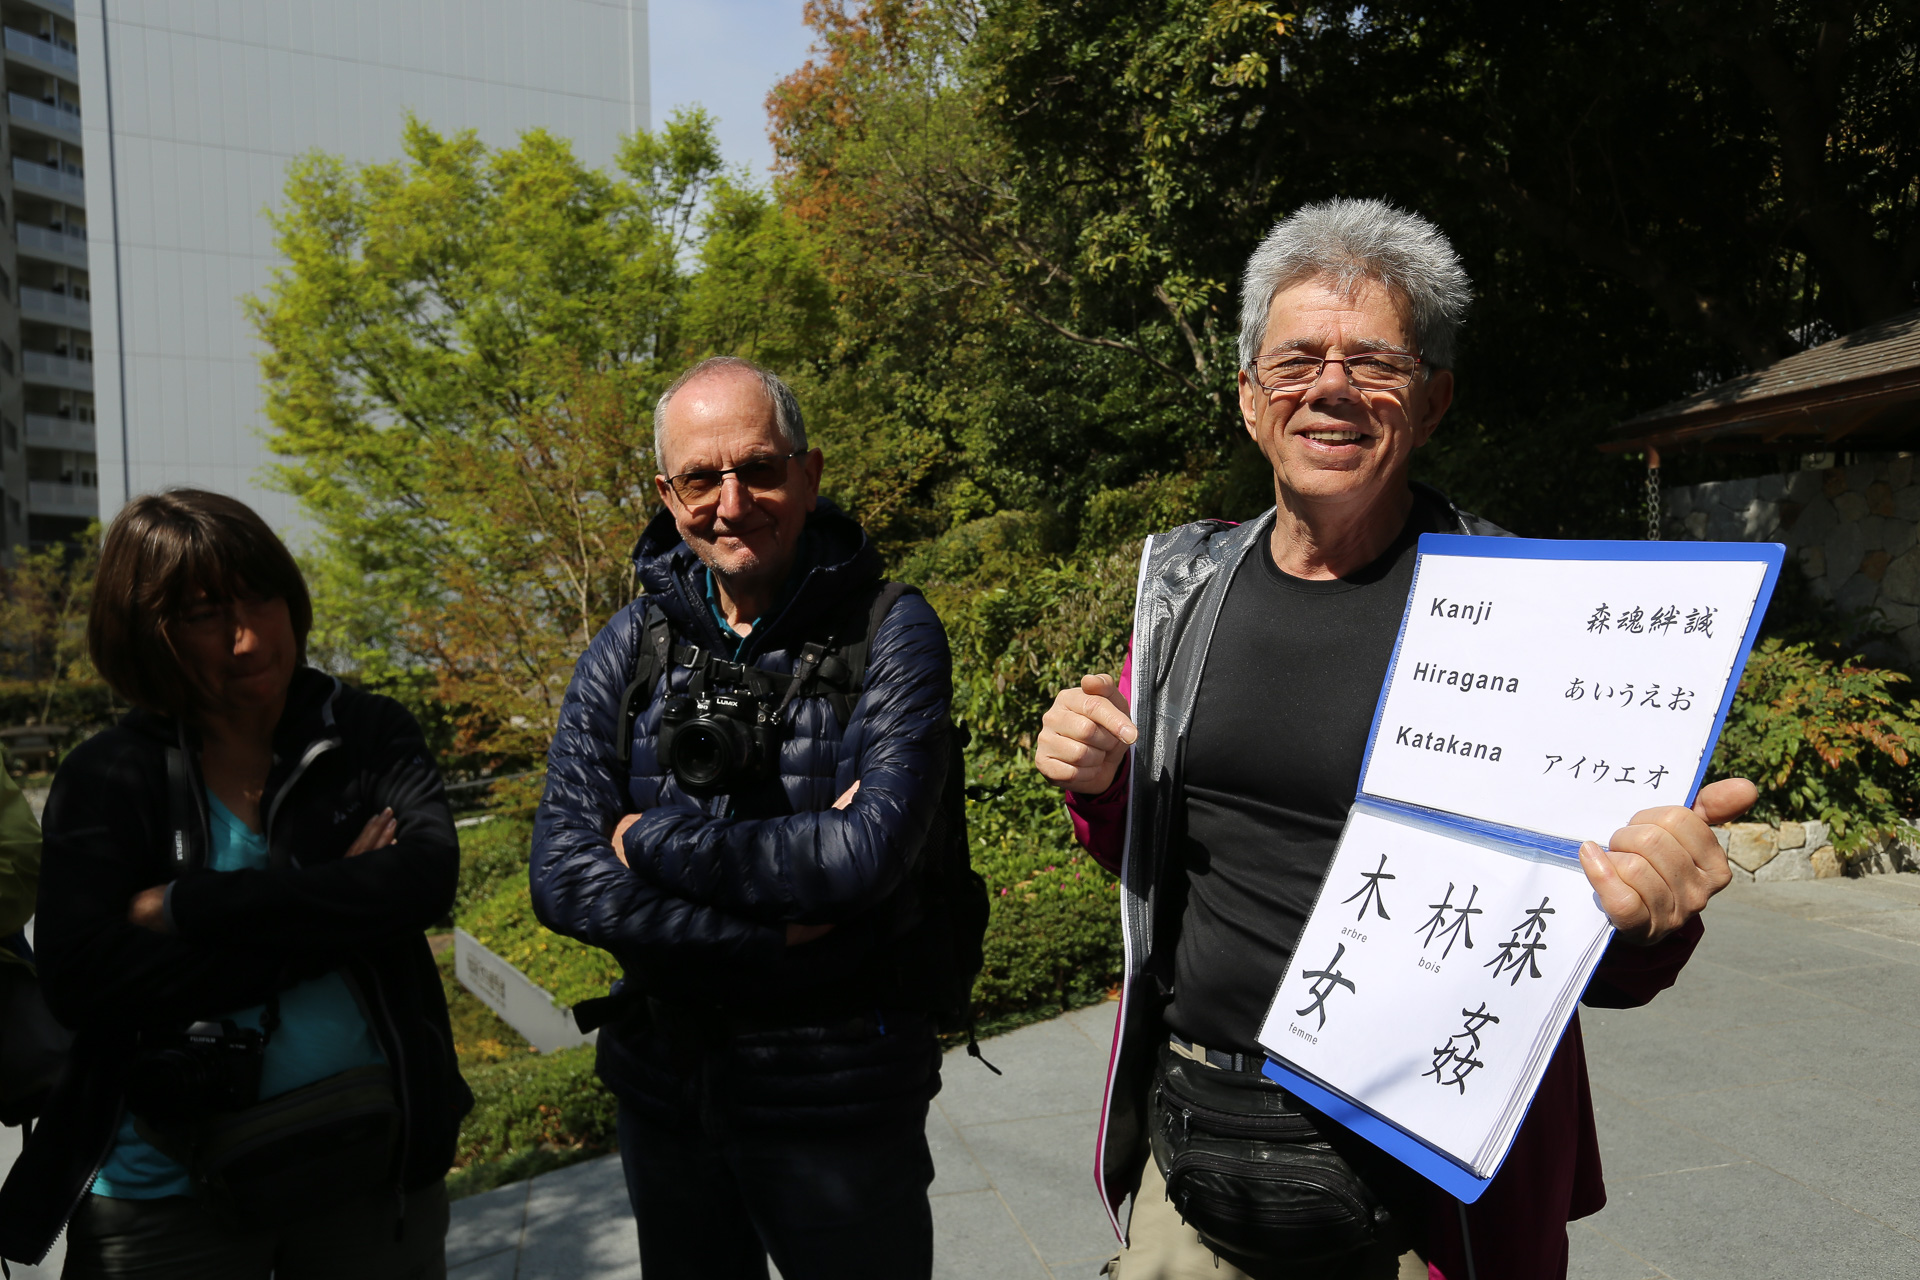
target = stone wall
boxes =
[1712,820,1841,882]
[1663,456,1920,660]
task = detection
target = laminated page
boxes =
[1256,805,1613,1182]
[1358,537,1777,846]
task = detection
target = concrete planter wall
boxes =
[1663,456,1920,661]
[454,928,597,1054]
[1711,820,1842,882]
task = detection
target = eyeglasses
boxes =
[664,451,804,508]
[1246,351,1424,393]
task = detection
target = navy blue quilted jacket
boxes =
[531,501,952,1124]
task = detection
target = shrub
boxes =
[448,1044,617,1198]
[455,817,534,918]
[1711,638,1920,853]
[975,854,1122,1018]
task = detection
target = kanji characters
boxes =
[1416,883,1482,959]
[1424,1003,1501,1094]
[1295,944,1358,1032]
[1486,897,1555,985]
[1341,854,1396,922]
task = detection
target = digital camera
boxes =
[126,1019,266,1121]
[658,683,783,797]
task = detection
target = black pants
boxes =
[61,1180,448,1280]
[617,1101,934,1280]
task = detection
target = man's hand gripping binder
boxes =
[1256,534,1784,1202]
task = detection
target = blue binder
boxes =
[1264,533,1784,1203]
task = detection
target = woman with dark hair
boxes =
[0,489,471,1278]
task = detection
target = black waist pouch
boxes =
[1148,1042,1416,1264]
[136,1063,400,1232]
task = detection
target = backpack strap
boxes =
[821,581,918,728]
[614,603,675,769]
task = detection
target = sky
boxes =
[649,0,818,182]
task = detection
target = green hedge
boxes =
[454,817,535,917]
[447,1045,618,1199]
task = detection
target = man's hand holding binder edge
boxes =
[1256,533,1784,1202]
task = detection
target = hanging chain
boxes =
[1644,459,1662,541]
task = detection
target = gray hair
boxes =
[1238,198,1472,371]
[652,356,807,473]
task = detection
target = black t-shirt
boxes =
[1163,494,1450,1053]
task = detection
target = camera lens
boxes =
[673,722,734,791]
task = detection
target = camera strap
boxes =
[612,581,920,769]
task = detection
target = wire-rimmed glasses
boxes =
[1246,351,1424,393]
[664,450,805,509]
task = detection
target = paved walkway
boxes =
[449,876,1920,1278]
[6,875,1919,1277]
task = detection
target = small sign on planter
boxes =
[454,928,597,1053]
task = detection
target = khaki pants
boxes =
[1103,1152,1427,1280]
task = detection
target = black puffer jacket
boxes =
[531,501,952,1129]
[0,669,471,1265]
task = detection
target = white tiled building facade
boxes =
[0,0,646,548]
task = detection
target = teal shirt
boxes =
[705,567,758,657]
[90,792,386,1199]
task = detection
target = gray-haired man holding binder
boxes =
[1033,199,1756,1280]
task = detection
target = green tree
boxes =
[773,0,1919,547]
[0,529,102,722]
[253,113,831,773]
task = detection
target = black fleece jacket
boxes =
[0,669,471,1266]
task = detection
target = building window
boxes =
[2,416,16,452]
[0,343,12,376]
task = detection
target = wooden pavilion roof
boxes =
[1604,307,1920,455]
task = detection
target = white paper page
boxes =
[1359,551,1768,845]
[1257,808,1613,1171]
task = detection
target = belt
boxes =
[1167,1032,1257,1073]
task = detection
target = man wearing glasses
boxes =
[1035,200,1753,1278]
[532,356,954,1280]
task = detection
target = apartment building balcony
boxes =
[27,480,97,519]
[10,157,84,202]
[1,27,79,79]
[16,0,77,20]
[8,93,79,143]
[18,285,88,326]
[14,221,86,267]
[24,413,92,451]
[21,349,91,391]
